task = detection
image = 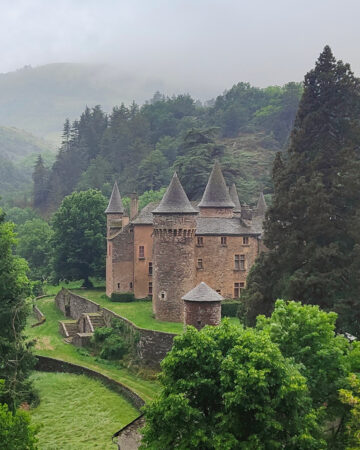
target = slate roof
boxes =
[105,182,124,214]
[131,202,158,224]
[198,161,235,209]
[229,183,241,212]
[152,172,198,214]
[255,192,267,216]
[196,217,260,236]
[182,282,224,302]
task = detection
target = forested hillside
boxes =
[32,82,302,212]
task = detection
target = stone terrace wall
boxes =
[55,289,178,367]
[35,355,144,410]
[55,288,100,320]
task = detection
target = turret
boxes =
[182,282,223,330]
[198,161,235,217]
[229,183,241,217]
[254,192,267,217]
[152,173,198,322]
[105,182,125,238]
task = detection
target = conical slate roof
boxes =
[256,192,267,216]
[182,282,224,302]
[105,182,124,214]
[152,173,198,214]
[229,183,241,213]
[198,161,235,208]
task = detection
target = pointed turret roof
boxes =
[152,173,198,214]
[229,183,241,213]
[198,161,235,208]
[105,182,124,214]
[182,282,224,302]
[256,192,267,216]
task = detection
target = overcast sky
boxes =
[1,0,360,98]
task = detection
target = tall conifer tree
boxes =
[244,46,360,335]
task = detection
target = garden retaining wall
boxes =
[55,288,178,367]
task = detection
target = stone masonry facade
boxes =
[106,163,266,323]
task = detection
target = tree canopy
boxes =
[51,189,107,286]
[243,46,360,335]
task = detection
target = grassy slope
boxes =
[27,296,160,403]
[31,372,138,450]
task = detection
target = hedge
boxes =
[221,300,241,317]
[110,292,135,302]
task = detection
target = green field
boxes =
[27,297,160,403]
[31,372,138,450]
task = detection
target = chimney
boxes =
[130,192,139,219]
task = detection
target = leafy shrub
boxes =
[91,327,112,344]
[110,292,135,302]
[221,300,241,317]
[100,334,128,360]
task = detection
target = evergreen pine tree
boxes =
[244,46,360,335]
[32,155,49,210]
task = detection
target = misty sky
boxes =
[1,0,360,98]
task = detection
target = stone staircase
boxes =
[59,312,106,347]
[87,313,105,330]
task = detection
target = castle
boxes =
[105,161,266,323]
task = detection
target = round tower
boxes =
[152,173,198,322]
[182,282,224,330]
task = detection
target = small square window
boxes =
[139,245,145,259]
[197,258,203,269]
[197,236,204,246]
[216,289,221,294]
[243,236,249,245]
[221,237,227,246]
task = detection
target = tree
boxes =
[32,154,49,210]
[141,321,324,449]
[51,189,107,286]
[256,300,350,445]
[0,209,36,411]
[16,218,53,280]
[243,46,360,335]
[137,150,170,192]
[339,374,360,449]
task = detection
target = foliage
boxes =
[3,207,39,226]
[16,218,53,280]
[141,321,324,449]
[0,209,37,411]
[339,373,360,449]
[51,189,107,285]
[110,292,135,302]
[30,371,138,450]
[221,300,241,317]
[243,46,360,336]
[0,400,38,450]
[32,154,49,210]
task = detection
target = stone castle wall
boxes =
[55,289,177,367]
[152,214,197,322]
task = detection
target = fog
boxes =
[1,0,360,99]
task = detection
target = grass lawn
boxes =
[31,372,139,450]
[27,297,160,403]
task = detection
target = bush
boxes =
[100,334,128,360]
[221,300,241,317]
[110,292,135,302]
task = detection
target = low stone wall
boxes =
[32,305,46,327]
[55,288,100,320]
[55,289,178,367]
[35,355,145,410]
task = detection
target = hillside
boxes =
[0,126,53,161]
[0,63,167,142]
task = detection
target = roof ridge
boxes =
[182,281,224,302]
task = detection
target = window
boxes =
[148,282,152,295]
[139,245,145,259]
[197,258,203,269]
[197,236,204,246]
[148,262,153,276]
[216,289,221,294]
[161,291,166,300]
[243,236,249,245]
[221,236,227,246]
[117,283,120,289]
[234,254,245,270]
[129,282,133,289]
[234,282,245,298]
